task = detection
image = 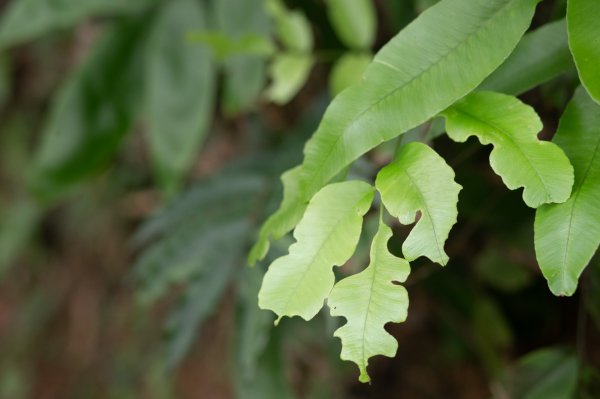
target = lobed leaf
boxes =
[146,0,216,194]
[258,181,374,322]
[376,142,461,265]
[328,219,410,383]
[298,0,539,202]
[567,0,600,104]
[480,19,573,96]
[442,91,574,208]
[248,167,307,266]
[534,87,600,296]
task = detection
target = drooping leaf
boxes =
[29,16,149,202]
[267,0,313,53]
[503,348,579,399]
[0,0,157,49]
[145,0,216,194]
[248,167,307,266]
[480,19,573,95]
[215,0,270,115]
[328,219,410,383]
[376,142,461,265]
[325,0,376,49]
[329,53,371,97]
[567,0,600,104]
[442,91,574,208]
[266,54,314,105]
[297,0,539,203]
[534,87,600,296]
[258,181,374,322]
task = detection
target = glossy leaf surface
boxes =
[443,91,574,208]
[258,181,374,322]
[376,142,461,265]
[535,88,600,296]
[298,0,539,202]
[328,219,410,383]
[568,0,600,103]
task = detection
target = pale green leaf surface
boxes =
[248,167,307,266]
[188,32,275,60]
[376,142,461,265]
[328,219,410,383]
[298,0,539,202]
[535,87,600,296]
[480,19,573,95]
[146,0,216,194]
[266,54,314,105]
[329,52,371,97]
[443,91,574,208]
[268,0,313,53]
[568,0,600,104]
[326,0,376,49]
[258,181,374,322]
[0,0,156,48]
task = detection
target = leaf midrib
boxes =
[302,0,521,194]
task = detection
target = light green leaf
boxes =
[29,16,149,202]
[267,0,313,53]
[216,0,270,115]
[376,142,461,265]
[329,52,371,97]
[266,54,314,105]
[534,87,600,296]
[442,91,574,208]
[188,32,275,60]
[328,219,410,383]
[325,0,376,49]
[480,19,573,95]
[568,0,600,104]
[146,0,216,194]
[298,0,539,202]
[248,167,307,266]
[0,0,156,49]
[258,181,374,322]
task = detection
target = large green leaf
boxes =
[325,0,376,49]
[258,181,374,322]
[568,0,600,104]
[480,19,573,95]
[376,142,461,265]
[442,91,574,208]
[328,219,410,383]
[29,16,149,202]
[0,0,156,49]
[248,167,307,266]
[145,0,216,193]
[298,0,539,202]
[534,87,600,296]
[216,0,270,115]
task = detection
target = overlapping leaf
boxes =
[376,142,461,265]
[328,219,410,383]
[258,181,374,322]
[146,0,216,194]
[568,0,600,104]
[299,0,539,201]
[535,87,600,296]
[480,19,573,95]
[442,91,574,208]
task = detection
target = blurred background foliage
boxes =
[0,0,598,398]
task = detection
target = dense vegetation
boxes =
[0,0,598,398]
